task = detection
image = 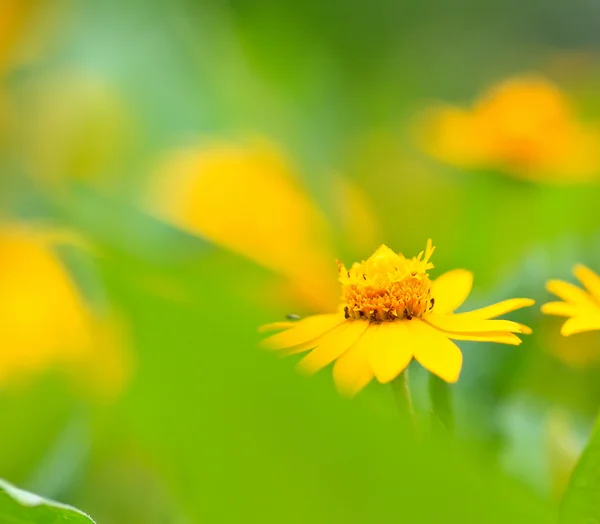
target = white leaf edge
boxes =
[0,478,96,522]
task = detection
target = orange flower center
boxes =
[338,243,435,322]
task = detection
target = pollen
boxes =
[338,241,436,322]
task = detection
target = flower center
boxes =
[338,243,435,322]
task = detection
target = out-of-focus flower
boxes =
[148,139,378,312]
[260,241,533,397]
[419,76,600,183]
[542,265,600,335]
[0,0,35,142]
[0,224,130,397]
[0,0,33,75]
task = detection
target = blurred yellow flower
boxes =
[148,139,378,312]
[0,0,34,142]
[0,224,130,397]
[260,241,533,397]
[543,265,600,335]
[420,76,600,183]
[0,0,32,74]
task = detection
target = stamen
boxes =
[338,243,435,322]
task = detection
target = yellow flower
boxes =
[0,224,130,397]
[542,265,600,335]
[0,0,33,75]
[0,0,35,142]
[148,138,378,312]
[420,76,600,183]
[260,241,534,397]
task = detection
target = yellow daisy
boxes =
[542,265,600,335]
[260,241,534,397]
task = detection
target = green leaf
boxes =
[560,413,600,523]
[0,478,95,524]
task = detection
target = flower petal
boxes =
[561,315,600,336]
[431,269,473,314]
[260,314,344,350]
[258,321,296,333]
[407,319,463,383]
[518,324,533,335]
[297,321,369,375]
[424,313,523,334]
[453,298,534,320]
[541,301,580,317]
[332,340,374,398]
[547,280,596,307]
[445,331,523,345]
[363,322,413,384]
[574,265,600,303]
[280,340,320,357]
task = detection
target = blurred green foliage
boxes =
[3,0,600,522]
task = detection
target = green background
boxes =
[4,0,600,522]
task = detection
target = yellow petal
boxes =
[407,319,463,383]
[297,321,369,375]
[445,331,523,345]
[260,314,344,350]
[431,269,473,314]
[280,340,319,357]
[574,265,600,302]
[541,301,580,317]
[518,324,533,335]
[363,322,413,384]
[0,0,33,74]
[453,298,535,320]
[332,340,374,398]
[547,280,596,307]
[258,321,296,333]
[0,228,93,362]
[561,315,600,336]
[424,313,523,334]
[424,238,435,263]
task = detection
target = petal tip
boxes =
[444,373,460,384]
[334,383,359,399]
[559,321,577,337]
[518,324,533,335]
[523,298,536,307]
[295,358,317,376]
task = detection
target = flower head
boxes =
[420,76,600,183]
[542,265,600,336]
[260,241,534,396]
[339,243,435,322]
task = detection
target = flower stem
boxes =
[392,368,416,430]
[428,374,454,433]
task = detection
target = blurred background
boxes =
[3,0,600,522]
